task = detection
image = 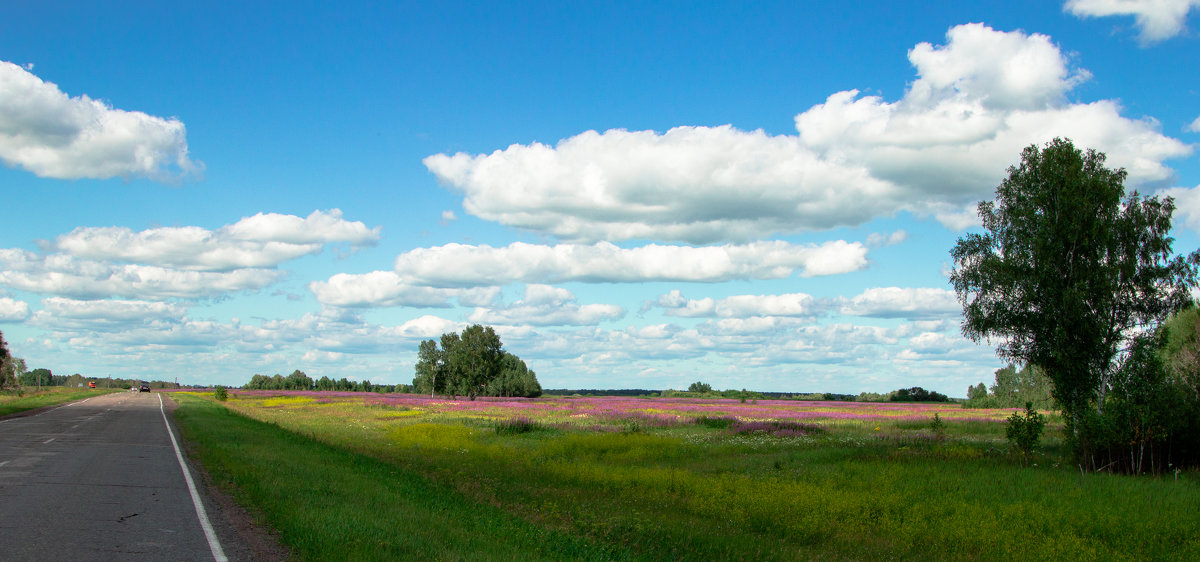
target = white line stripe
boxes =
[159,393,228,562]
[43,438,55,444]
[0,460,10,467]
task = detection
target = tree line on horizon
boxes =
[242,370,409,393]
[1,333,181,392]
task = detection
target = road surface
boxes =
[0,392,251,561]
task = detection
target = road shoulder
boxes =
[161,394,292,562]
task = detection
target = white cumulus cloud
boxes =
[0,249,282,300]
[1066,0,1200,43]
[794,23,1188,226]
[425,125,892,242]
[308,271,501,308]
[53,209,379,271]
[392,240,868,287]
[650,290,822,319]
[840,287,961,319]
[1159,184,1200,231]
[0,297,30,322]
[40,297,185,321]
[425,24,1188,239]
[0,61,201,181]
[468,285,624,326]
[221,209,381,245]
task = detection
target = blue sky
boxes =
[2,1,1198,394]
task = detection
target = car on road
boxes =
[139,382,151,392]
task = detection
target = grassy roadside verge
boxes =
[211,391,1200,560]
[169,392,629,561]
[0,387,122,418]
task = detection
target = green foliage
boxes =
[1005,402,1046,462]
[951,138,1200,422]
[243,371,403,393]
[687,381,713,393]
[930,413,946,442]
[963,363,1056,409]
[413,325,541,399]
[889,387,949,402]
[966,382,988,401]
[244,371,313,390]
[694,416,735,429]
[485,353,542,398]
[1160,303,1200,400]
[1071,332,1200,473]
[213,385,228,401]
[494,417,541,435]
[0,329,15,392]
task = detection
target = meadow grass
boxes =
[175,391,1200,560]
[171,393,627,561]
[0,387,122,417]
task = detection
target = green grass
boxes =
[171,394,627,561]
[175,393,1200,560]
[0,387,122,417]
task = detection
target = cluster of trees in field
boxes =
[951,138,1200,473]
[412,325,541,399]
[851,387,950,402]
[242,370,409,393]
[964,364,1055,409]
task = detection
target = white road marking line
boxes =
[0,460,10,467]
[43,438,55,444]
[159,393,227,562]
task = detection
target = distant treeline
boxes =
[17,368,180,390]
[242,370,411,393]
[542,387,914,403]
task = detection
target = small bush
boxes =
[1005,402,1045,462]
[930,413,946,442]
[495,417,540,435]
[729,420,824,438]
[214,386,228,401]
[695,416,736,429]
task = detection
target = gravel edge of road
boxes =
[160,394,293,562]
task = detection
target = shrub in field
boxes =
[213,386,228,401]
[495,417,540,435]
[930,412,946,442]
[1005,402,1045,462]
[729,420,824,437]
[695,416,736,429]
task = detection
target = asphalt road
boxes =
[0,392,244,561]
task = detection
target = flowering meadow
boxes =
[171,390,1199,560]
[230,389,1019,430]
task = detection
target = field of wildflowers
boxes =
[173,390,1199,560]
